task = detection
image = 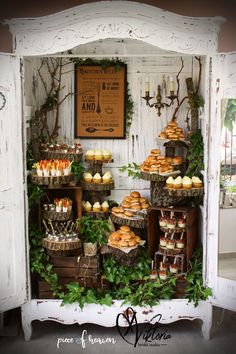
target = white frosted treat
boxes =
[93,173,102,183]
[101,201,109,212]
[83,172,93,182]
[93,201,101,211]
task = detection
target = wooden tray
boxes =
[107,245,142,266]
[81,180,114,191]
[140,170,180,181]
[164,187,204,197]
[110,213,147,229]
[31,173,74,186]
[42,210,73,221]
[41,150,83,162]
[42,238,81,251]
[85,158,114,164]
[83,210,110,219]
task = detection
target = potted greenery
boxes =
[77,216,110,256]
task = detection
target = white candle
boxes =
[145,77,150,94]
[169,77,174,93]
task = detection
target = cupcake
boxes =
[176,239,185,249]
[178,218,186,228]
[160,236,167,247]
[102,171,112,184]
[83,172,93,183]
[101,201,109,212]
[94,150,103,161]
[166,176,174,188]
[84,201,92,212]
[167,218,176,229]
[93,202,101,212]
[169,264,178,274]
[182,176,192,189]
[192,176,203,188]
[159,217,167,227]
[159,262,168,271]
[159,270,168,280]
[85,150,94,161]
[173,176,182,189]
[93,173,102,183]
[166,239,175,249]
[102,150,112,161]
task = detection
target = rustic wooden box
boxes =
[147,206,198,271]
[36,255,101,298]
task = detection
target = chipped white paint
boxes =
[205,52,236,312]
[21,299,212,341]
[3,0,234,339]
[0,54,27,312]
[5,1,224,56]
[25,52,197,202]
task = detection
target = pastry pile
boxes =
[166,176,203,189]
[85,149,112,161]
[158,120,185,141]
[108,225,141,248]
[83,171,113,184]
[82,201,109,212]
[112,191,150,218]
[140,149,182,173]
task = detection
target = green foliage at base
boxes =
[185,248,212,307]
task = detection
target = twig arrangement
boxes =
[33,58,73,140]
[171,57,203,132]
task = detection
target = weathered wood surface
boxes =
[41,151,83,162]
[110,213,147,229]
[42,238,81,251]
[186,77,199,133]
[31,173,74,186]
[81,180,114,191]
[165,187,204,197]
[42,210,73,221]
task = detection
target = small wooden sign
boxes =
[75,65,127,138]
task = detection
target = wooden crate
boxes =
[36,255,102,298]
[147,206,198,271]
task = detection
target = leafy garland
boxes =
[119,162,141,179]
[185,248,212,306]
[29,221,211,308]
[186,129,204,178]
[70,57,134,137]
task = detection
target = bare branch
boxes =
[58,92,73,106]
[172,96,188,120]
[175,57,184,106]
[37,60,48,95]
[194,56,202,95]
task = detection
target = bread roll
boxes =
[120,225,131,232]
[118,240,129,247]
[130,191,141,198]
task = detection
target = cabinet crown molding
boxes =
[4,1,224,56]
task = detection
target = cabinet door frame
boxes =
[0,53,29,312]
[205,52,236,311]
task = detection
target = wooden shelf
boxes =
[147,206,198,271]
[81,180,114,191]
[164,187,204,197]
[110,213,147,229]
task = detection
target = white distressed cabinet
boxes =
[0,1,235,341]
